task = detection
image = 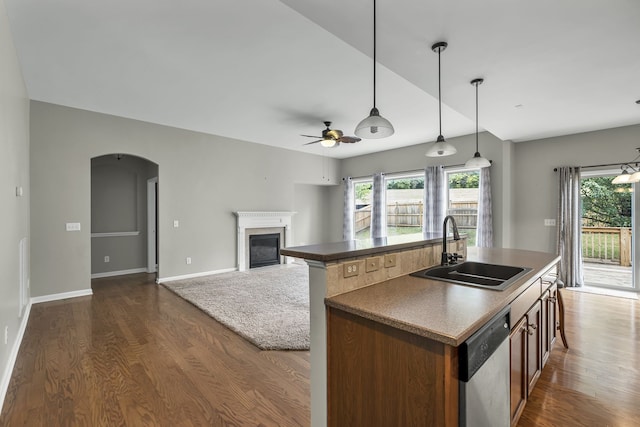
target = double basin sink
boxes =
[411,261,532,291]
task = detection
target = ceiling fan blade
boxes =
[301,134,323,138]
[338,136,361,143]
[303,139,322,145]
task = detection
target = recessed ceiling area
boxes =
[5,0,640,159]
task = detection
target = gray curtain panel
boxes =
[371,173,386,239]
[424,166,445,234]
[476,167,494,247]
[557,166,584,287]
[343,177,354,240]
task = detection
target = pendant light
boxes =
[426,41,456,157]
[465,78,491,168]
[355,0,394,139]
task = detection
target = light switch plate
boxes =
[544,219,556,226]
[173,220,180,228]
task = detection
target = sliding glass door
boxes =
[580,171,637,291]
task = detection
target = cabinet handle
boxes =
[527,327,535,336]
[549,297,557,303]
[528,323,537,330]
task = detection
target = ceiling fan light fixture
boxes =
[465,78,491,168]
[320,138,337,148]
[355,107,394,139]
[355,0,394,139]
[426,41,455,157]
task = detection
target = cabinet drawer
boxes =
[510,282,541,327]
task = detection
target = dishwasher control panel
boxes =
[458,306,510,382]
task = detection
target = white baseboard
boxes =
[30,288,93,305]
[91,267,148,279]
[0,301,32,415]
[158,267,237,284]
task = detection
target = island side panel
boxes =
[307,260,329,427]
[327,307,459,427]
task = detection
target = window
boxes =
[353,178,373,239]
[385,173,425,237]
[446,169,480,246]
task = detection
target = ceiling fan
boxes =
[302,121,361,148]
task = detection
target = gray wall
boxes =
[513,124,640,253]
[0,0,30,397]
[336,132,514,247]
[30,101,339,296]
[293,184,333,246]
[91,154,158,274]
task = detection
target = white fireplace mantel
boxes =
[235,211,296,271]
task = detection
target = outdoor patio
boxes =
[583,262,633,288]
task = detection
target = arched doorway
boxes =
[90,154,159,279]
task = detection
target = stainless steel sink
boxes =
[411,261,532,291]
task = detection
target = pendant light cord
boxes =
[372,0,377,109]
[438,46,442,135]
[475,81,479,151]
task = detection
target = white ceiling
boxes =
[5,0,640,159]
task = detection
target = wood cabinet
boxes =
[541,284,558,367]
[326,307,459,427]
[509,273,559,426]
[526,301,542,394]
[509,316,528,426]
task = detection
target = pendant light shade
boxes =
[355,108,394,138]
[465,78,491,168]
[426,41,456,157]
[355,0,394,139]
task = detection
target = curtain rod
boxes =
[553,162,636,172]
[343,163,481,181]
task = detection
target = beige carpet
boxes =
[162,263,309,350]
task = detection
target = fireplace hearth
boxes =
[249,233,281,268]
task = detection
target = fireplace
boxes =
[249,233,281,268]
[234,211,296,271]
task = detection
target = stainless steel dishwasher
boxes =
[458,306,511,427]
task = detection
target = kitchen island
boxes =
[281,237,559,427]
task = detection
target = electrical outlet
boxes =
[384,254,397,268]
[4,326,8,345]
[65,222,81,231]
[104,255,110,263]
[186,257,192,265]
[173,220,180,228]
[343,261,359,278]
[366,257,380,273]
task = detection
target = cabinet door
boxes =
[510,316,528,426]
[541,290,550,367]
[526,301,542,394]
[548,284,558,349]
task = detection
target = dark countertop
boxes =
[325,247,560,347]
[280,232,443,262]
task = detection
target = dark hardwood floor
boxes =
[0,273,309,426]
[1,274,638,426]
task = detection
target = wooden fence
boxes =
[582,227,632,266]
[356,202,479,231]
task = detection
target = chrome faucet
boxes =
[441,215,462,266]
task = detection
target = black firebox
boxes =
[249,233,281,269]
